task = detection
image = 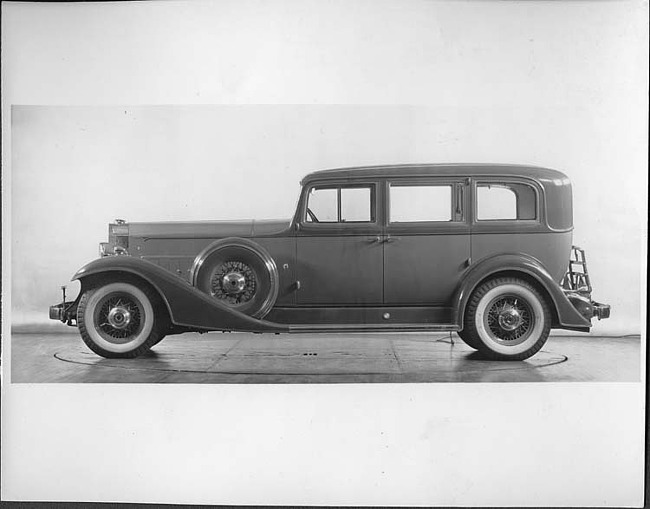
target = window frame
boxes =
[385,178,467,225]
[472,178,542,226]
[298,181,379,229]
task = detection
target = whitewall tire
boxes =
[464,277,551,360]
[77,280,167,358]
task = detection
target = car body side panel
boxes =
[295,234,384,305]
[383,234,470,305]
[129,220,255,239]
[251,237,297,305]
[129,219,292,239]
[72,257,288,332]
[139,255,194,283]
[267,305,453,325]
[453,253,591,329]
[538,175,573,231]
[471,231,573,283]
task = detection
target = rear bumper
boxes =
[561,245,610,326]
[592,301,611,320]
[565,292,610,323]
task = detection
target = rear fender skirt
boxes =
[453,253,591,330]
[72,257,288,332]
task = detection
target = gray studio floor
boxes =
[10,331,641,383]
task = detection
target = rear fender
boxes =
[453,253,591,331]
[72,257,288,332]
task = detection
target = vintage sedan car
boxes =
[50,164,610,360]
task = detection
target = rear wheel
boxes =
[77,280,168,358]
[464,277,551,360]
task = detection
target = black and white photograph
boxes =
[2,0,647,506]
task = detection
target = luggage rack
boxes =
[561,245,592,294]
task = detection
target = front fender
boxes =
[453,253,591,330]
[72,257,288,332]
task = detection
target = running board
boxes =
[288,323,460,333]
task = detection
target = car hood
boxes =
[128,219,292,239]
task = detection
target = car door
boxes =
[383,178,470,306]
[295,181,384,305]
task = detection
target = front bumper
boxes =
[49,301,78,326]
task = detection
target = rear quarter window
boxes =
[476,182,537,221]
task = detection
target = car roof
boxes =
[301,163,569,185]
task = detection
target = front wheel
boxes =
[77,280,168,358]
[463,277,551,360]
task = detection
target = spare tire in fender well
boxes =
[190,237,280,319]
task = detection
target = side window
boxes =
[306,188,337,222]
[476,182,537,221]
[389,184,453,222]
[341,187,372,222]
[305,185,374,223]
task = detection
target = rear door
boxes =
[383,178,470,305]
[295,181,384,305]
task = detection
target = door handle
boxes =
[384,235,399,243]
[367,236,381,243]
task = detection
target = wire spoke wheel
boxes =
[192,240,279,318]
[484,295,535,346]
[464,277,551,360]
[77,280,168,358]
[94,292,145,344]
[210,260,257,306]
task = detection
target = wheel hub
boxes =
[95,293,143,342]
[107,306,132,330]
[485,295,533,343]
[210,260,257,305]
[497,306,522,331]
[222,271,247,295]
